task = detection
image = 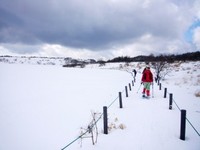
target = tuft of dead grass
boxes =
[195,90,200,97]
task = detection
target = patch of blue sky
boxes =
[184,19,200,43]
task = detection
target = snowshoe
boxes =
[146,96,150,99]
[142,95,150,99]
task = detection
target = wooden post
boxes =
[132,80,134,86]
[155,77,157,83]
[169,93,173,110]
[129,83,131,91]
[180,109,186,140]
[157,79,160,86]
[125,86,128,97]
[159,83,162,90]
[103,106,108,134]
[119,92,123,108]
[164,88,167,98]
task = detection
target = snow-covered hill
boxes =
[0,61,199,150]
[0,56,96,66]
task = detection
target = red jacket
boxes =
[142,69,153,82]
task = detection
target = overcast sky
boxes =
[0,0,200,59]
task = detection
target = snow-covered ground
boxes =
[0,61,199,150]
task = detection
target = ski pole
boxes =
[152,82,154,98]
[137,83,142,93]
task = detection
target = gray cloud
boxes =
[0,0,199,57]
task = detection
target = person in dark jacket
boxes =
[133,69,137,77]
[132,69,137,82]
[141,66,153,98]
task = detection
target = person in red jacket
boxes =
[141,66,153,98]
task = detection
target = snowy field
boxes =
[0,61,200,150]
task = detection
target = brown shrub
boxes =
[195,90,200,97]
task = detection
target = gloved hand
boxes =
[141,82,143,85]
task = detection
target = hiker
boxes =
[133,69,137,78]
[132,69,137,82]
[142,67,147,74]
[141,66,153,98]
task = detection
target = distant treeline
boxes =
[1,51,200,64]
[107,51,200,63]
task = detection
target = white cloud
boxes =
[0,0,199,59]
[193,27,200,49]
[37,44,111,60]
[0,46,14,56]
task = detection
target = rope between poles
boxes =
[161,84,200,137]
[61,84,128,149]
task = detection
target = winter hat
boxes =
[146,65,150,69]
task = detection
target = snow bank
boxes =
[0,61,199,150]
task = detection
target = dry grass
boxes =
[173,61,182,68]
[195,91,200,97]
[118,123,126,130]
[108,117,126,131]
